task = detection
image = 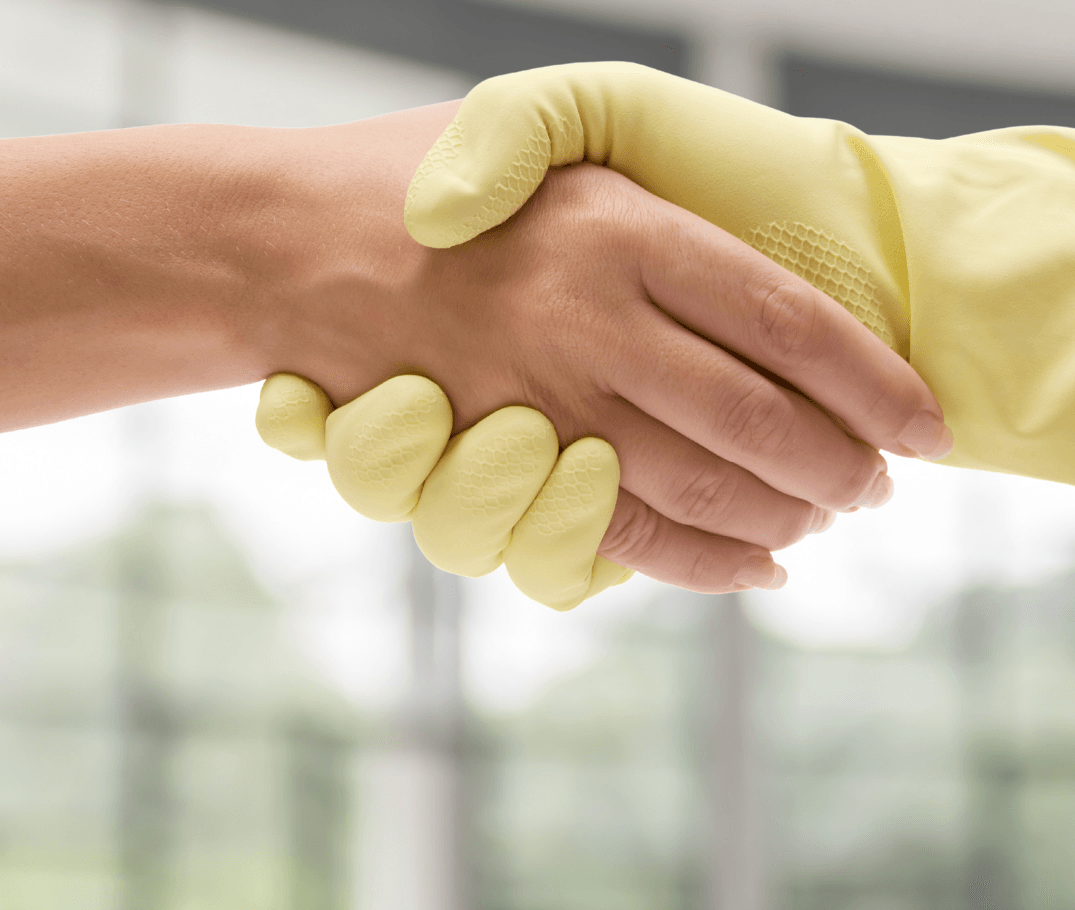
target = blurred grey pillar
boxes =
[356,530,466,910]
[119,0,176,129]
[402,530,466,910]
[287,719,351,910]
[696,20,780,114]
[117,411,175,910]
[116,5,178,910]
[701,592,766,910]
[693,24,776,910]
[954,480,1020,910]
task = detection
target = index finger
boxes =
[643,197,953,463]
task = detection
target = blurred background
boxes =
[2,0,1075,907]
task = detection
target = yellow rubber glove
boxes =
[255,371,634,612]
[404,61,1075,489]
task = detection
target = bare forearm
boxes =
[0,122,286,432]
[0,99,470,433]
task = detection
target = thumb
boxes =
[404,65,604,248]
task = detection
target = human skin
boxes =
[0,99,924,593]
[0,122,269,429]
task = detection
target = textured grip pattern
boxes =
[254,372,333,462]
[413,406,558,577]
[549,113,585,166]
[505,435,623,612]
[742,221,895,351]
[324,375,453,524]
[450,419,554,517]
[467,131,550,235]
[459,114,584,243]
[405,110,584,249]
[526,438,609,536]
[404,119,464,231]
[343,385,444,489]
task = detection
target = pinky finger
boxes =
[597,487,787,593]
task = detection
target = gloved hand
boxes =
[403,61,1075,488]
[256,370,635,612]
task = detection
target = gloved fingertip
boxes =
[255,372,333,462]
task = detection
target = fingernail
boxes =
[734,557,788,590]
[897,410,955,461]
[858,472,894,509]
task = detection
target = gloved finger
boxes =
[412,405,633,610]
[504,435,634,612]
[255,372,334,462]
[411,404,558,576]
[323,374,453,523]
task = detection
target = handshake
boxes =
[254,61,1075,611]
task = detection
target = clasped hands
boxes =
[255,62,952,612]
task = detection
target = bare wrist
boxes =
[0,123,285,429]
[251,100,465,409]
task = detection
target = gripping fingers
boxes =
[411,405,558,575]
[412,407,635,610]
[257,372,634,610]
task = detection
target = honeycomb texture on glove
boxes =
[405,118,464,247]
[324,375,453,524]
[412,405,560,576]
[405,106,585,249]
[398,401,633,610]
[524,434,609,535]
[446,411,554,518]
[461,131,553,246]
[505,435,632,612]
[742,221,895,351]
[341,384,446,489]
[255,372,334,462]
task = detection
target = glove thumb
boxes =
[403,66,595,249]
